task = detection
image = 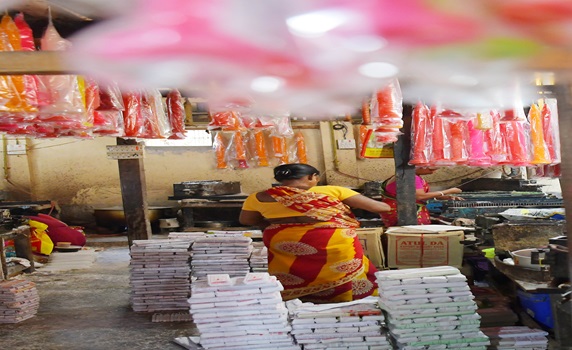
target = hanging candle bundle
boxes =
[483,110,507,164]
[295,131,308,164]
[528,103,550,165]
[447,118,469,164]
[272,135,288,164]
[254,129,269,166]
[430,107,449,164]
[500,108,530,166]
[166,89,187,139]
[233,131,249,169]
[468,118,491,166]
[541,102,560,163]
[409,102,431,166]
[214,132,228,169]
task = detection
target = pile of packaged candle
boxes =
[376,266,490,349]
[287,296,392,349]
[190,235,252,279]
[0,279,40,323]
[184,272,298,349]
[129,239,191,312]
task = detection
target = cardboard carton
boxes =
[384,225,464,269]
[356,228,385,269]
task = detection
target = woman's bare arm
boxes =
[239,209,270,228]
[342,194,391,214]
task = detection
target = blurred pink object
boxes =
[468,119,491,166]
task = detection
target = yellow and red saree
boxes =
[264,186,378,303]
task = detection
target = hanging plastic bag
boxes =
[213,132,229,169]
[409,101,431,166]
[38,19,85,117]
[122,92,145,137]
[542,99,561,164]
[166,89,187,139]
[528,103,550,165]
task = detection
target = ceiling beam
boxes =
[0,51,77,75]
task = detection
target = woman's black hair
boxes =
[274,163,319,182]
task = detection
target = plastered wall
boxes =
[1,126,554,226]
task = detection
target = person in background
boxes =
[239,163,391,303]
[380,167,463,227]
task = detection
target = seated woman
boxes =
[380,167,463,227]
[239,163,390,303]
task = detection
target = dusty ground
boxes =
[0,246,196,350]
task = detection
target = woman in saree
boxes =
[379,167,463,227]
[239,163,391,303]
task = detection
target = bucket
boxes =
[511,249,545,271]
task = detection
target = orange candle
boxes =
[295,131,308,164]
[449,119,469,163]
[234,131,248,168]
[541,103,558,163]
[410,102,430,165]
[529,103,550,164]
[431,110,446,163]
[254,130,269,166]
[214,133,227,169]
[272,136,288,164]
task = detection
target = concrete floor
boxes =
[0,236,196,350]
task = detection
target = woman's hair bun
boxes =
[274,163,319,182]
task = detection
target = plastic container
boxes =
[517,289,554,329]
[481,247,495,259]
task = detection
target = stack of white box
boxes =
[190,236,252,279]
[185,273,298,349]
[287,296,392,350]
[482,326,549,349]
[376,266,490,349]
[129,239,191,312]
[168,231,208,243]
[0,279,40,323]
[250,242,268,273]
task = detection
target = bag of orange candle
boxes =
[213,132,228,169]
[409,102,431,166]
[528,103,550,165]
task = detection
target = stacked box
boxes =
[482,326,549,350]
[376,266,490,350]
[187,273,298,349]
[250,242,268,273]
[0,279,40,323]
[190,236,252,278]
[168,231,209,243]
[287,296,392,350]
[129,239,191,312]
